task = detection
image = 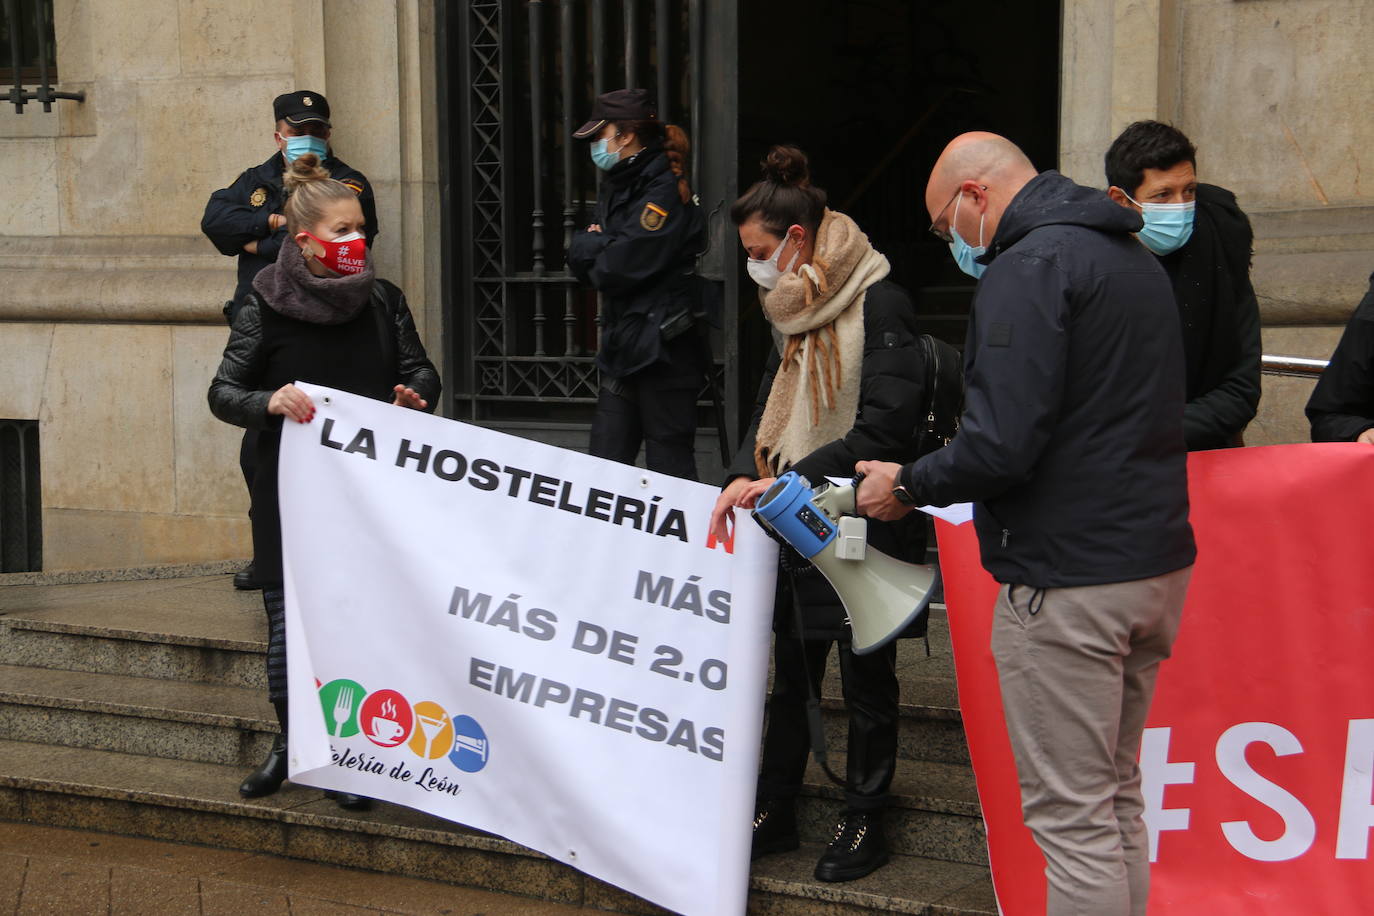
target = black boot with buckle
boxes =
[750,797,799,860]
[239,700,288,798]
[814,809,889,882]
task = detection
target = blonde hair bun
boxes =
[281,153,360,236]
[283,153,332,192]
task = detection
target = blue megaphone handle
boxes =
[752,470,838,559]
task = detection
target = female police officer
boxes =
[568,89,706,481]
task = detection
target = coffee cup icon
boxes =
[369,716,404,744]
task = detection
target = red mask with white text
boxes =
[301,231,367,276]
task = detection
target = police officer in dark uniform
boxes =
[203,90,379,323]
[201,90,379,588]
[568,88,707,481]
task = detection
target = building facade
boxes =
[1,0,1369,571]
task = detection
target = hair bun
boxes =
[283,153,331,192]
[761,145,810,188]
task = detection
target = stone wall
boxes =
[0,0,439,571]
[1060,0,1374,446]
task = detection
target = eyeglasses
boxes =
[928,184,987,243]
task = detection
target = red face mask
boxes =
[301,230,367,275]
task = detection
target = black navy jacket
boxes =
[1155,183,1261,450]
[567,145,704,379]
[201,153,379,317]
[1307,273,1374,442]
[728,280,930,637]
[899,170,1196,589]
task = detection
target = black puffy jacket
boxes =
[567,145,705,379]
[729,279,930,638]
[899,171,1196,589]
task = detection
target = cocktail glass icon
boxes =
[416,712,450,758]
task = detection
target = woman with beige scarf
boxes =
[707,146,931,883]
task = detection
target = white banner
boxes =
[278,384,778,915]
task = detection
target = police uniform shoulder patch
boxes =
[640,202,668,231]
[341,180,363,195]
[249,187,268,208]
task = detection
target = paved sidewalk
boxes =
[0,820,588,915]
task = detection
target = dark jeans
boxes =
[757,634,899,812]
[589,371,700,482]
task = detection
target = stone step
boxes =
[0,577,267,690]
[0,663,274,769]
[0,661,985,864]
[0,739,995,915]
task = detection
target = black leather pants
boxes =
[757,634,899,811]
[263,587,288,703]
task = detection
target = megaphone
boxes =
[753,471,937,655]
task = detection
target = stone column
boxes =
[1059,0,1180,188]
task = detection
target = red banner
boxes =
[937,443,1374,915]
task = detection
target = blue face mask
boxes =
[1127,194,1195,256]
[948,193,987,279]
[283,134,328,163]
[590,135,624,171]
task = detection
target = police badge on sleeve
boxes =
[640,202,668,231]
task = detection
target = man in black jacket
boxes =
[1306,274,1374,443]
[856,133,1195,916]
[1104,121,1260,450]
[201,90,379,589]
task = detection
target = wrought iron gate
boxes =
[437,0,741,439]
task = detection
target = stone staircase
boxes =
[0,572,994,915]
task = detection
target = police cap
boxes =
[572,88,655,140]
[274,90,332,128]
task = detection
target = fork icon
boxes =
[332,687,356,737]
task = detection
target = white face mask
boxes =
[746,236,794,290]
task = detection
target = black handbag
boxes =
[914,333,965,456]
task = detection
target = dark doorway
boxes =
[435,2,1059,472]
[734,0,1062,402]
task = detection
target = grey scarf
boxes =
[253,238,376,325]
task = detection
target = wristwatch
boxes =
[891,482,918,507]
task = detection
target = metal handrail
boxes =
[1261,355,1328,378]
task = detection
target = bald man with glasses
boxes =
[857,133,1196,916]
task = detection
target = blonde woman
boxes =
[209,154,439,808]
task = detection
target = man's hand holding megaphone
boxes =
[854,461,912,522]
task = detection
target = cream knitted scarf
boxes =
[754,209,890,477]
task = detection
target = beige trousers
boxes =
[991,566,1192,916]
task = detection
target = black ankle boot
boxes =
[751,798,799,860]
[814,810,889,882]
[233,561,263,590]
[239,733,287,798]
[324,790,371,811]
